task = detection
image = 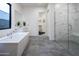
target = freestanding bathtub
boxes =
[0,32,29,56]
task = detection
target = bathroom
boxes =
[0,3,79,56]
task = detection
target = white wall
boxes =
[0,3,23,37]
[47,4,68,40]
[0,4,48,37]
[23,7,46,36]
[46,3,79,41]
[47,4,54,40]
[69,4,79,34]
[69,4,79,43]
[55,4,68,41]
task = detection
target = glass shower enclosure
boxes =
[54,3,79,55]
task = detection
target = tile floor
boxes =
[22,36,73,56]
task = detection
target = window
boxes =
[0,3,11,30]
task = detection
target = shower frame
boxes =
[54,3,70,50]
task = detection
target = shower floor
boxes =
[55,40,79,56]
[22,36,74,56]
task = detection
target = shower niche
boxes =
[38,11,47,35]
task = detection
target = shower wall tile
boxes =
[47,4,55,40]
[69,4,79,55]
[55,3,68,40]
[69,4,79,34]
[69,4,79,41]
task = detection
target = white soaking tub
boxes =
[0,32,29,56]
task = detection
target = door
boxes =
[55,3,69,49]
[69,3,79,55]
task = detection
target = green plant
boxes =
[17,21,20,26]
[23,21,26,26]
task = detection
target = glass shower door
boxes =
[55,3,69,49]
[69,3,79,55]
[54,3,79,55]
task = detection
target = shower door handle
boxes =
[69,24,72,31]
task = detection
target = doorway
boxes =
[38,11,47,36]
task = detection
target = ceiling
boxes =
[18,3,48,7]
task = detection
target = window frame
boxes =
[0,3,11,30]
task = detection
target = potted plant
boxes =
[16,21,21,27]
[23,21,26,26]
